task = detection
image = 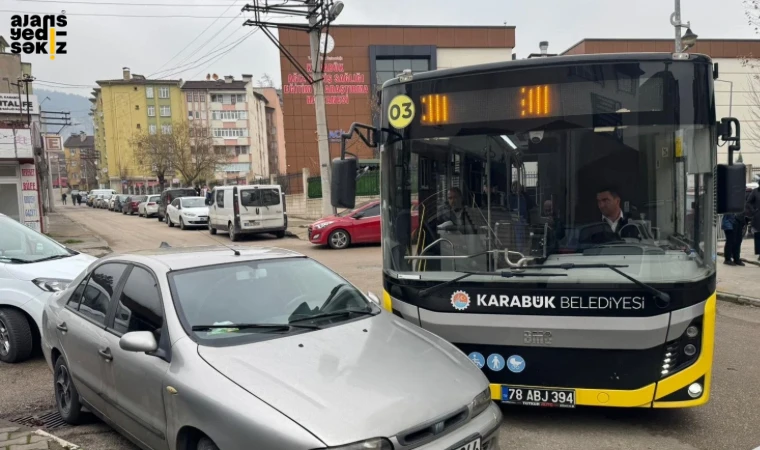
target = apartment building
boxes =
[254,87,287,175]
[181,75,269,184]
[63,133,97,191]
[93,67,184,193]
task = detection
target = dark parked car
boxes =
[113,194,130,213]
[122,195,146,215]
[157,188,196,222]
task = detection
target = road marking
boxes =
[33,429,80,449]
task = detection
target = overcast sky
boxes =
[1,0,755,97]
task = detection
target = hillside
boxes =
[35,88,94,135]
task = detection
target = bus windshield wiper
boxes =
[191,323,321,332]
[418,270,567,298]
[527,262,670,303]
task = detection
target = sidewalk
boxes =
[717,237,758,266]
[0,419,78,450]
[45,211,112,258]
[287,216,312,240]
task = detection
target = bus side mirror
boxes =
[331,157,357,209]
[716,163,746,214]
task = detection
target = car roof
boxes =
[100,245,304,271]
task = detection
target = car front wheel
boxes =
[54,357,83,424]
[197,437,219,450]
[328,229,350,249]
[0,308,33,363]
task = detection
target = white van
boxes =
[207,184,287,241]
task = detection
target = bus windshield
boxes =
[382,59,716,285]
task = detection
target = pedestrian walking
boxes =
[722,212,746,266]
[746,181,760,262]
[61,192,67,205]
[76,193,82,206]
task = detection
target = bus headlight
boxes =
[686,326,699,338]
[684,344,697,356]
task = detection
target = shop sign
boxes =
[20,163,41,232]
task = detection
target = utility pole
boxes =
[308,0,333,216]
[242,0,344,216]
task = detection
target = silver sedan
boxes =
[41,246,501,450]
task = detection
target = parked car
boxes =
[138,195,160,218]
[157,188,196,222]
[122,195,146,215]
[0,214,96,363]
[207,185,286,241]
[93,194,105,209]
[166,196,209,230]
[88,189,116,207]
[112,194,129,213]
[42,246,500,450]
[308,201,382,249]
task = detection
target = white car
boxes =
[138,195,160,218]
[166,196,209,230]
[0,214,96,363]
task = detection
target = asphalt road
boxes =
[3,205,759,450]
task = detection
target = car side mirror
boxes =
[119,331,158,353]
[367,291,381,306]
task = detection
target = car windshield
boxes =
[169,257,375,345]
[182,197,206,208]
[240,188,280,207]
[0,216,72,263]
[148,196,159,202]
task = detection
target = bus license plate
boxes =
[452,437,480,450]
[501,386,575,408]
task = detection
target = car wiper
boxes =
[525,262,670,304]
[0,256,32,264]
[31,254,72,263]
[191,323,321,332]
[289,309,375,324]
[418,270,567,298]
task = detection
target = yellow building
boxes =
[93,67,185,193]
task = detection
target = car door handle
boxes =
[56,322,68,332]
[98,348,113,362]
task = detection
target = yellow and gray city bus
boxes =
[332,52,747,408]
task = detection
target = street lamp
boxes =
[670,0,697,52]
[681,28,698,50]
[328,1,344,21]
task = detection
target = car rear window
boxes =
[240,188,280,207]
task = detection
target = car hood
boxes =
[5,253,96,282]
[310,215,347,227]
[197,312,487,446]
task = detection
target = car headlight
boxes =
[33,278,71,292]
[469,387,492,418]
[184,212,196,217]
[315,438,393,450]
[314,221,334,230]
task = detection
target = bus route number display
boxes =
[388,94,415,129]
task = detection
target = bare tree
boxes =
[130,130,174,191]
[168,121,231,187]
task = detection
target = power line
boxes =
[189,29,259,79]
[148,1,241,77]
[17,0,241,6]
[35,80,94,88]
[0,9,243,18]
[155,29,254,80]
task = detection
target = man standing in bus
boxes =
[442,187,477,234]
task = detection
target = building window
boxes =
[195,111,200,119]
[186,92,193,102]
[136,124,141,129]
[200,93,205,102]
[159,87,170,99]
[235,145,249,155]
[212,110,248,120]
[160,106,171,117]
[237,94,245,103]
[210,94,219,103]
[212,128,248,138]
[161,125,172,134]
[375,58,429,87]
[149,124,157,134]
[147,106,155,117]
[146,87,154,99]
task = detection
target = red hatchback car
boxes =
[308,201,381,249]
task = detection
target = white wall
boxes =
[436,48,513,70]
[246,86,270,180]
[714,58,759,169]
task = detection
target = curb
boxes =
[33,430,80,449]
[717,291,760,307]
[717,251,760,267]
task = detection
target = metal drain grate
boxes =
[9,410,69,430]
